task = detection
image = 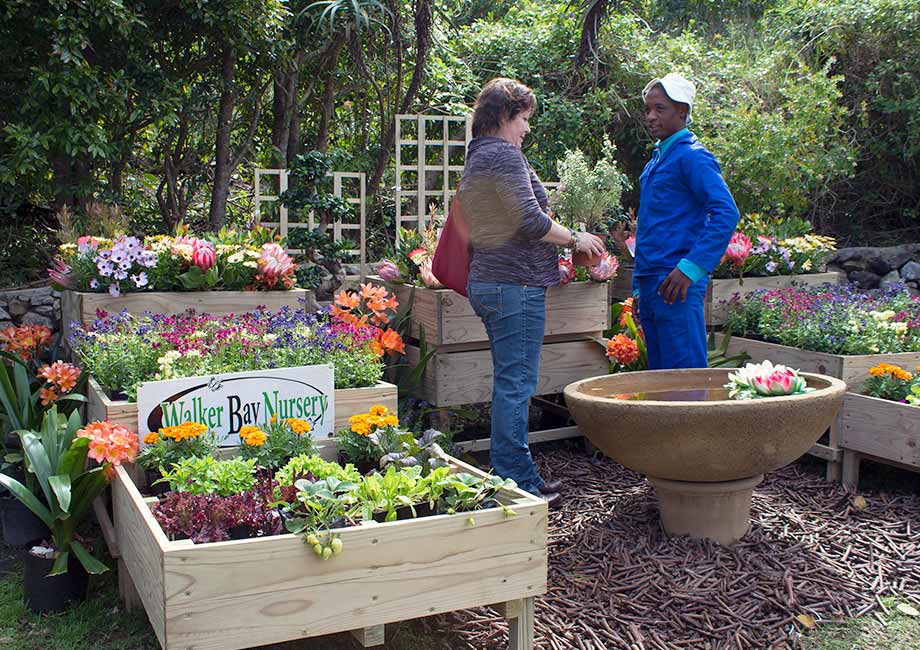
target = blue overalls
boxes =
[632,129,739,369]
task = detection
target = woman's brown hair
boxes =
[471,78,537,138]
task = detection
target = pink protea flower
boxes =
[255,243,297,289]
[558,257,576,285]
[47,258,72,288]
[724,232,752,266]
[408,248,428,265]
[377,260,402,282]
[588,252,619,282]
[625,235,636,258]
[192,242,216,272]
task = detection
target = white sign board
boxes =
[137,365,335,446]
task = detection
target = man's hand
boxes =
[658,268,692,304]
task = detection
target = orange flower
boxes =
[143,432,159,445]
[239,425,267,446]
[0,324,52,362]
[619,298,634,328]
[285,418,311,435]
[369,404,390,416]
[334,290,360,309]
[38,386,58,406]
[606,334,640,366]
[39,361,81,393]
[77,420,139,468]
[374,328,405,356]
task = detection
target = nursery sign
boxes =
[137,365,335,446]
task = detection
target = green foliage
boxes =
[275,453,361,487]
[0,408,111,576]
[551,137,629,230]
[352,464,428,522]
[136,430,218,475]
[158,456,257,497]
[238,421,317,470]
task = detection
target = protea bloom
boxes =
[558,257,576,285]
[192,242,216,272]
[47,257,72,288]
[419,258,443,288]
[408,248,428,265]
[588,252,619,282]
[725,232,752,267]
[377,260,402,282]
[255,243,297,289]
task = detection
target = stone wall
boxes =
[828,243,920,294]
[0,286,61,335]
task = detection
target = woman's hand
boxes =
[574,232,606,257]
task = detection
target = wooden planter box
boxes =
[61,288,313,344]
[111,442,547,650]
[609,266,634,302]
[375,278,608,349]
[406,339,609,407]
[86,377,397,436]
[716,333,920,480]
[840,393,920,488]
[708,271,842,326]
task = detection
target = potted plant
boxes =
[0,327,87,546]
[550,137,629,266]
[0,410,138,612]
[136,421,219,494]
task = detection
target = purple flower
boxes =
[114,269,128,280]
[132,272,149,288]
[109,282,121,298]
[765,261,777,273]
[140,250,158,268]
[90,279,99,289]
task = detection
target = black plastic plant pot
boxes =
[23,551,90,614]
[228,525,253,540]
[144,470,170,497]
[1,498,50,547]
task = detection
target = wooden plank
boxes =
[87,378,397,435]
[806,442,842,463]
[507,597,535,650]
[841,393,920,468]
[609,266,634,302]
[407,340,609,407]
[350,625,385,647]
[93,496,119,559]
[160,502,546,650]
[455,425,583,453]
[377,279,609,348]
[841,449,861,489]
[112,465,168,647]
[708,272,842,326]
[62,288,314,330]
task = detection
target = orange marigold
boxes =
[143,432,160,445]
[606,334,640,366]
[285,418,312,435]
[77,420,139,468]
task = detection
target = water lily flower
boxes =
[725,360,810,399]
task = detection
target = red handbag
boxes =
[432,196,471,296]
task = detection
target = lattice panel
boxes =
[395,114,472,240]
[254,169,366,274]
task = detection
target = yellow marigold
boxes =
[270,414,278,424]
[369,404,390,416]
[240,428,267,447]
[351,420,372,436]
[382,415,399,427]
[143,432,159,445]
[285,418,311,435]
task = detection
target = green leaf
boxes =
[0,472,54,528]
[49,551,69,577]
[178,266,206,289]
[48,474,72,514]
[20,432,55,511]
[71,540,109,575]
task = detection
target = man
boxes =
[632,73,739,369]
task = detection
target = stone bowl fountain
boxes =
[564,368,846,544]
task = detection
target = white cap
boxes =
[642,73,696,124]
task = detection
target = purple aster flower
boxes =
[109,282,121,298]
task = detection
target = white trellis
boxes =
[254,168,366,275]
[395,114,472,239]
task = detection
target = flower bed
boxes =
[110,412,547,650]
[708,272,842,326]
[840,363,920,487]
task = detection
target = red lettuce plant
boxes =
[153,489,283,543]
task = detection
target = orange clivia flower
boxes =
[374,328,405,356]
[334,290,360,310]
[0,324,52,362]
[77,420,139,468]
[619,298,634,328]
[606,334,640,366]
[39,361,81,393]
[38,386,58,406]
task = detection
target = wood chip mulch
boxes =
[420,448,920,649]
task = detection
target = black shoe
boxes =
[539,479,562,494]
[541,491,562,510]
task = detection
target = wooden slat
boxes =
[708,272,843,326]
[407,340,608,407]
[93,497,119,558]
[112,465,168,647]
[841,393,920,468]
[351,625,385,647]
[455,426,583,453]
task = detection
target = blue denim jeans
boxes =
[467,281,546,495]
[637,273,708,370]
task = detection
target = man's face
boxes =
[644,85,687,140]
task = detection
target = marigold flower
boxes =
[77,420,139,468]
[143,432,160,445]
[369,405,389,416]
[606,334,640,366]
[382,415,399,427]
[285,418,311,435]
[240,427,267,447]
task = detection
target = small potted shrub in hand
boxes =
[0,409,138,612]
[550,136,629,266]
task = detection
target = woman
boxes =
[457,78,605,506]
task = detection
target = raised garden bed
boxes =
[840,393,920,488]
[707,271,842,326]
[405,339,609,407]
[61,288,313,346]
[110,440,547,650]
[715,333,920,480]
[376,278,608,349]
[86,377,397,437]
